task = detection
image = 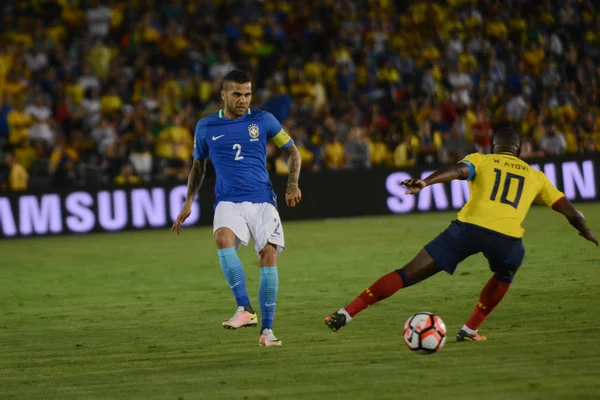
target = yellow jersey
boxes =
[457,153,565,238]
[9,163,29,191]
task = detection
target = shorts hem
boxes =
[254,237,285,256]
[423,244,457,275]
[213,225,250,248]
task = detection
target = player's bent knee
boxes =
[214,227,236,249]
[494,269,516,283]
[259,242,278,267]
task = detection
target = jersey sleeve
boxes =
[458,153,484,181]
[264,112,293,149]
[535,170,565,207]
[193,119,209,160]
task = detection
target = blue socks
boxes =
[217,248,279,330]
[217,247,251,309]
[258,266,279,331]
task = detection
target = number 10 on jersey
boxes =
[490,168,525,209]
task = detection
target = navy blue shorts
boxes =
[424,221,525,275]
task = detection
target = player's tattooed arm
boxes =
[285,144,302,207]
[172,159,206,235]
[402,164,470,195]
[186,159,207,203]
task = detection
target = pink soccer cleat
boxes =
[259,329,282,347]
[222,306,258,329]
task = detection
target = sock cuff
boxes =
[492,273,514,284]
[217,247,237,257]
[259,266,278,276]
[395,269,409,287]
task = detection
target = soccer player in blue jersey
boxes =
[172,70,301,347]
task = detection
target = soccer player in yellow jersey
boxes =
[325,127,598,341]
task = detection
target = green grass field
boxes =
[1,204,600,400]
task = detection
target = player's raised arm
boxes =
[402,163,471,195]
[552,197,598,246]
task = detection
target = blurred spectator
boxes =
[92,119,117,156]
[345,126,370,169]
[86,0,112,41]
[25,95,54,146]
[6,96,31,148]
[540,124,567,156]
[505,91,529,123]
[519,138,544,160]
[100,143,124,183]
[128,120,154,182]
[442,124,473,164]
[49,136,78,186]
[114,164,141,186]
[448,64,473,105]
[416,119,442,165]
[24,45,49,75]
[0,0,599,191]
[275,152,289,176]
[155,114,192,181]
[472,108,493,154]
[262,82,292,123]
[3,152,28,191]
[88,39,112,79]
[323,136,345,170]
[393,134,417,168]
[369,133,392,168]
[0,94,14,146]
[15,139,36,170]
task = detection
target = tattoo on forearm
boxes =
[286,145,301,194]
[186,159,206,202]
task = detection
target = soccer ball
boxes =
[403,312,447,354]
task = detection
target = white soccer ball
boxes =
[403,312,447,354]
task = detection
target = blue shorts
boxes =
[424,221,525,275]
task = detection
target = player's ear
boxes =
[220,90,226,102]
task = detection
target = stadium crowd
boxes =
[1,0,600,191]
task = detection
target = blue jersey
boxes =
[193,108,294,207]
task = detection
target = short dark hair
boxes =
[222,69,251,88]
[493,126,521,151]
[493,126,520,143]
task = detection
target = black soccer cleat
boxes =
[456,329,487,342]
[324,312,347,332]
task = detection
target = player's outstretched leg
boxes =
[456,270,515,342]
[257,243,281,346]
[325,249,441,332]
[216,228,257,329]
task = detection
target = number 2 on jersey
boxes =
[233,143,244,161]
[489,168,525,209]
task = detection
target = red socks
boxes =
[345,271,405,317]
[343,272,510,329]
[465,277,511,331]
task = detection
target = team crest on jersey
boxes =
[248,124,260,141]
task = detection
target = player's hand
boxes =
[171,202,192,235]
[579,230,599,246]
[286,183,302,207]
[402,178,427,195]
